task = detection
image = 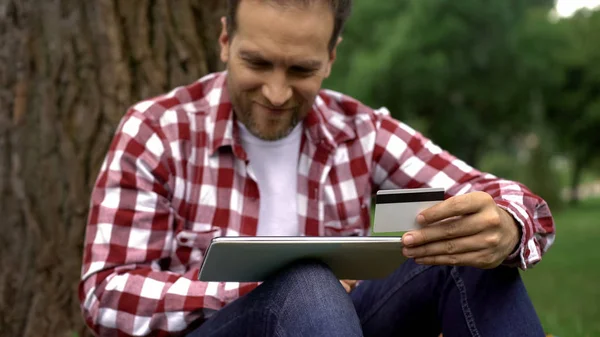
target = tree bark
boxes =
[0,1,225,336]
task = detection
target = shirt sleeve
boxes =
[370,108,556,270]
[79,109,255,336]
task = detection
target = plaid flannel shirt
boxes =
[79,71,555,336]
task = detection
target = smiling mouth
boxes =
[255,103,295,114]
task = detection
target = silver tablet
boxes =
[197,236,405,282]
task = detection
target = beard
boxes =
[228,82,305,141]
[240,108,301,141]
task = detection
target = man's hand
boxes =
[340,279,357,293]
[401,191,520,269]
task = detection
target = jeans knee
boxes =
[256,259,361,336]
[277,259,338,284]
[261,259,348,309]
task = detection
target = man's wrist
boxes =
[500,208,522,256]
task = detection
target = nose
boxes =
[262,71,293,107]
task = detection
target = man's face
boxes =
[220,0,338,141]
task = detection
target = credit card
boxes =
[371,187,445,236]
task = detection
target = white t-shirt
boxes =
[237,122,303,236]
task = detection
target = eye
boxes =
[290,66,316,76]
[245,59,271,70]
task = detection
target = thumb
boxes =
[340,280,352,293]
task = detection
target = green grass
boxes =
[522,198,600,337]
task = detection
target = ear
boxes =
[219,17,231,63]
[324,36,343,78]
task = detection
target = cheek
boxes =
[294,79,323,104]
[230,64,263,92]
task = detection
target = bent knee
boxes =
[262,259,346,303]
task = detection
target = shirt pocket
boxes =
[172,228,222,272]
[323,199,371,237]
[324,218,364,236]
[175,228,222,249]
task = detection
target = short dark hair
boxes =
[226,0,352,51]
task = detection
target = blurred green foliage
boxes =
[522,198,600,336]
[325,0,600,206]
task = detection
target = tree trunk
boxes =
[570,157,584,205]
[0,1,225,336]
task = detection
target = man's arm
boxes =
[79,110,249,336]
[370,108,555,269]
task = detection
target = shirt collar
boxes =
[304,93,357,152]
[207,73,247,160]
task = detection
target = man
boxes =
[79,0,556,336]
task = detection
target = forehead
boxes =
[234,0,334,59]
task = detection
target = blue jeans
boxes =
[188,259,545,336]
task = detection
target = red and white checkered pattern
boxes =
[79,72,555,336]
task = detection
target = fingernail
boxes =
[403,248,414,258]
[416,214,426,225]
[403,234,414,246]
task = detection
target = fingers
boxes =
[340,280,352,293]
[403,233,490,259]
[339,280,357,293]
[342,279,358,288]
[403,213,487,247]
[414,249,502,269]
[399,192,513,269]
[417,192,493,226]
